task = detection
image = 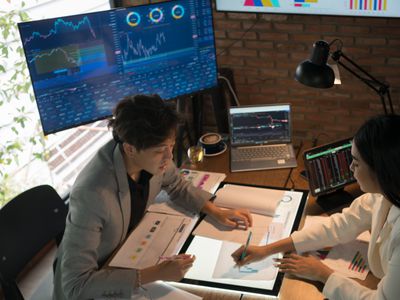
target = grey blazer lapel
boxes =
[113,144,130,241]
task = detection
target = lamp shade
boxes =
[295,40,335,88]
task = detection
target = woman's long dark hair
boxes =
[354,114,400,208]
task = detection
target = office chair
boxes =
[0,185,68,300]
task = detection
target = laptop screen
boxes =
[229,104,291,146]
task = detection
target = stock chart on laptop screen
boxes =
[230,105,291,145]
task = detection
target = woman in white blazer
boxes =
[232,114,400,300]
[53,95,252,300]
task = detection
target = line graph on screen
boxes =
[23,16,97,46]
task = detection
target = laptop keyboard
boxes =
[233,145,290,161]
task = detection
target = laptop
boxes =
[229,104,297,172]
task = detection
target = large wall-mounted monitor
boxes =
[216,0,400,18]
[18,0,217,135]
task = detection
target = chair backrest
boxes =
[0,185,68,299]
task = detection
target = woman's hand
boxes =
[231,245,269,266]
[274,253,333,283]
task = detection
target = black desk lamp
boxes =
[295,40,394,115]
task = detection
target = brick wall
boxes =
[213,9,400,143]
[118,0,400,143]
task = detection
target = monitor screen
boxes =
[216,0,400,18]
[229,104,291,146]
[303,137,356,197]
[18,0,217,135]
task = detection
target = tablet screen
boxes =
[303,137,355,197]
[180,184,308,296]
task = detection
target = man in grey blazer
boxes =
[53,95,252,300]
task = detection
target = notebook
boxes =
[229,104,297,172]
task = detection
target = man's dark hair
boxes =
[108,94,179,150]
[354,114,400,208]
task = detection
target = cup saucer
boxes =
[204,142,227,157]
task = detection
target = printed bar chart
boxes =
[348,250,368,273]
[294,0,318,8]
[350,0,387,10]
[244,0,280,7]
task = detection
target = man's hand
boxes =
[201,200,252,229]
[212,207,253,229]
[141,254,195,284]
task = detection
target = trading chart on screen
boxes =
[19,0,217,134]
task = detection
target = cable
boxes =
[218,74,240,106]
[216,16,260,57]
[284,140,303,189]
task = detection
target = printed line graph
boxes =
[23,16,97,45]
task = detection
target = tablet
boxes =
[303,137,355,197]
[179,183,308,297]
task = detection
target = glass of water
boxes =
[187,145,205,165]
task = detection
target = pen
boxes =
[159,254,193,260]
[159,256,174,260]
[240,231,253,262]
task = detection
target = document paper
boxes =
[97,281,202,300]
[109,212,195,269]
[193,184,284,244]
[213,184,284,216]
[303,215,371,280]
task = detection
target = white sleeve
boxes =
[322,225,400,300]
[292,193,374,253]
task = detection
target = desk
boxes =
[183,143,301,188]
[177,141,380,300]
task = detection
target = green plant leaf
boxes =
[11,126,19,135]
[1,46,8,57]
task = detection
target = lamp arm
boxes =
[331,50,394,114]
[386,88,394,114]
